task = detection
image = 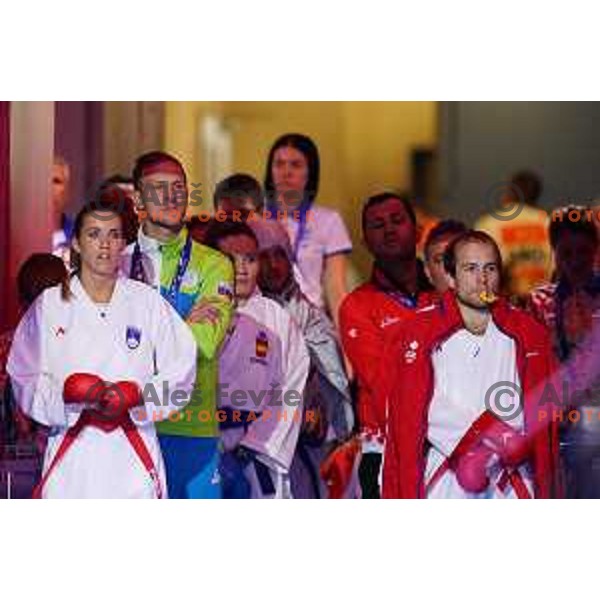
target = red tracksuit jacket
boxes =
[340,272,435,437]
[382,291,560,499]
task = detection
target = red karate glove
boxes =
[480,413,530,468]
[63,373,105,406]
[455,444,495,494]
[97,381,142,418]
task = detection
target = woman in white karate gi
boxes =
[7,203,197,498]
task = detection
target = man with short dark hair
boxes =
[213,173,264,214]
[340,192,434,498]
[529,206,600,359]
[423,219,468,293]
[383,231,559,498]
[188,174,264,245]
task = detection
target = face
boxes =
[258,247,293,294]
[51,162,69,216]
[450,241,500,309]
[271,146,309,208]
[137,164,188,230]
[555,231,596,285]
[217,234,259,301]
[116,182,136,203]
[363,198,416,261]
[218,195,259,214]
[73,212,124,279]
[425,235,456,293]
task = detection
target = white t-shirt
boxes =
[282,206,352,308]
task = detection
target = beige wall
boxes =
[164,101,221,196]
[104,102,164,176]
[165,101,437,281]
[339,102,437,277]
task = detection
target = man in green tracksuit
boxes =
[122,150,233,498]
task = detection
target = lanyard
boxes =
[371,267,418,309]
[268,201,308,264]
[130,232,193,310]
[291,214,307,263]
[386,290,418,309]
[164,232,192,309]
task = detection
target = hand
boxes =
[187,299,221,325]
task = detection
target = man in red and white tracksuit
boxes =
[340,193,435,498]
[382,230,560,499]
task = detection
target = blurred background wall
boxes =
[5,101,600,329]
[0,102,10,327]
[438,101,600,224]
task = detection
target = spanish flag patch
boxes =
[255,331,269,358]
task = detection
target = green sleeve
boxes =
[186,252,233,360]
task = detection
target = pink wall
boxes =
[0,102,10,331]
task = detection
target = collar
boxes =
[437,290,465,331]
[70,274,125,309]
[438,290,513,334]
[138,224,187,256]
[236,288,263,312]
[371,263,420,306]
[371,263,402,291]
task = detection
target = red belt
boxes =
[33,410,163,499]
[426,457,531,499]
[426,411,532,499]
[496,469,531,499]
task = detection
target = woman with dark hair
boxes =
[264,133,352,326]
[7,203,197,498]
[94,175,140,246]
